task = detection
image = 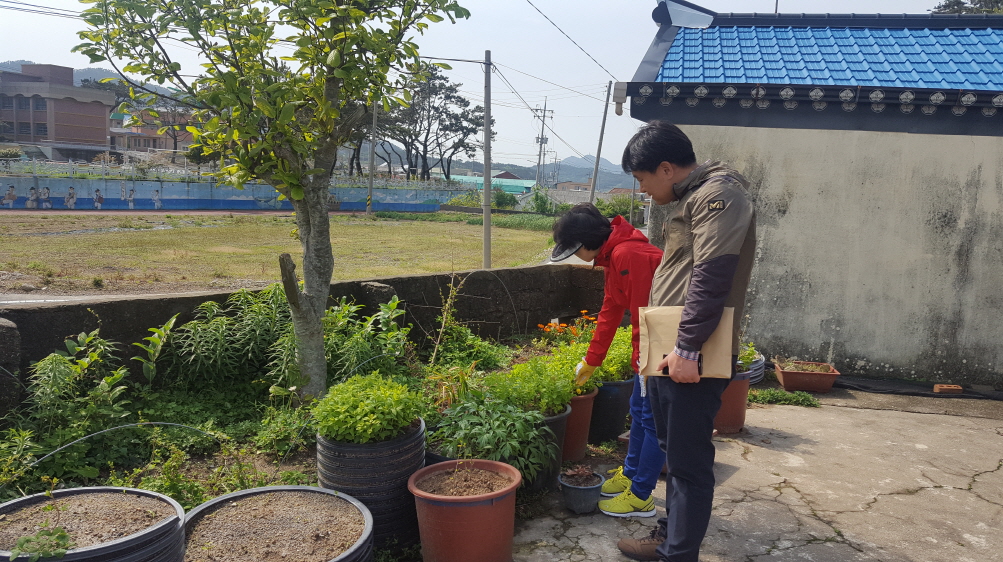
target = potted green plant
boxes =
[773,356,841,393]
[587,327,636,444]
[557,465,605,514]
[428,395,559,484]
[482,359,574,490]
[313,374,425,549]
[545,340,600,463]
[715,341,763,434]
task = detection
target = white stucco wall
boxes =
[650,125,1003,385]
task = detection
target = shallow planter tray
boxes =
[184,485,373,562]
[0,486,185,562]
[776,361,841,393]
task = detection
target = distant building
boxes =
[555,181,590,191]
[110,111,193,154]
[0,64,115,160]
[493,170,522,180]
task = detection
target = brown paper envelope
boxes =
[638,306,734,379]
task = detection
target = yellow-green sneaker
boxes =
[598,489,656,518]
[601,466,631,497]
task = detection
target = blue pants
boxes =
[648,375,729,562]
[623,374,664,500]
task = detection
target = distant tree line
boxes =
[932,0,1003,13]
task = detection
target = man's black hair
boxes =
[553,203,612,252]
[621,121,696,173]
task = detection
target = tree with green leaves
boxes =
[932,0,1003,13]
[379,67,485,180]
[75,0,469,398]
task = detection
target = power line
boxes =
[493,65,587,159]
[0,3,80,19]
[523,0,618,82]
[0,0,78,14]
[495,63,609,103]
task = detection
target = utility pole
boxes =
[589,81,613,204]
[366,104,377,215]
[483,50,492,269]
[533,98,552,187]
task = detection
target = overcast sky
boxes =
[0,0,942,171]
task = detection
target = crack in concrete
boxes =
[713,478,865,561]
[966,458,1003,507]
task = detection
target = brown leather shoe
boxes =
[616,527,666,561]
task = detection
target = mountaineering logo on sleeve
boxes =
[708,199,725,211]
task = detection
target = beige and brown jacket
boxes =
[649,161,757,355]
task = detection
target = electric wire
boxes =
[495,63,610,103]
[523,0,618,81]
[493,65,588,159]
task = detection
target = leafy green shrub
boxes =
[429,278,510,371]
[0,147,22,159]
[374,211,467,222]
[593,327,634,382]
[269,296,412,389]
[313,375,423,444]
[594,194,638,218]
[465,213,554,231]
[430,395,558,483]
[165,284,291,389]
[432,323,510,371]
[482,357,574,416]
[107,446,208,510]
[253,405,315,457]
[493,190,517,209]
[747,388,820,407]
[446,190,481,207]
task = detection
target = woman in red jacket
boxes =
[551,203,664,518]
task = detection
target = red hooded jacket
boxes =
[585,216,664,371]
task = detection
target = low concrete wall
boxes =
[0,264,605,413]
[649,124,1003,387]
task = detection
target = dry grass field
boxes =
[0,212,554,295]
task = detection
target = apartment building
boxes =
[0,64,115,160]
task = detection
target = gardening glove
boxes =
[575,359,598,387]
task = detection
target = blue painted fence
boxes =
[0,178,475,212]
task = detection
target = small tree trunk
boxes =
[281,182,334,399]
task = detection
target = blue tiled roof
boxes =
[657,26,1003,90]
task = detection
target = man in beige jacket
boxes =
[616,121,756,562]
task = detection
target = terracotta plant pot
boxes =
[714,371,751,434]
[588,378,633,444]
[408,459,522,562]
[776,361,841,393]
[562,388,598,463]
[558,472,605,514]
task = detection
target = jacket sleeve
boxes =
[676,178,754,352]
[585,266,626,367]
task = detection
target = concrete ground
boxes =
[513,389,1003,562]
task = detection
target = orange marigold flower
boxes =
[537,324,545,328]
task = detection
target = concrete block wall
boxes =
[0,264,605,414]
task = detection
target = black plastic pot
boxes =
[524,404,571,492]
[317,419,425,549]
[558,473,605,514]
[184,485,373,562]
[588,378,634,444]
[0,487,184,562]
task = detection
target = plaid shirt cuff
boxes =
[673,346,699,362]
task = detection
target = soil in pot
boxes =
[0,492,174,550]
[415,467,513,496]
[184,491,365,562]
[560,472,601,487]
